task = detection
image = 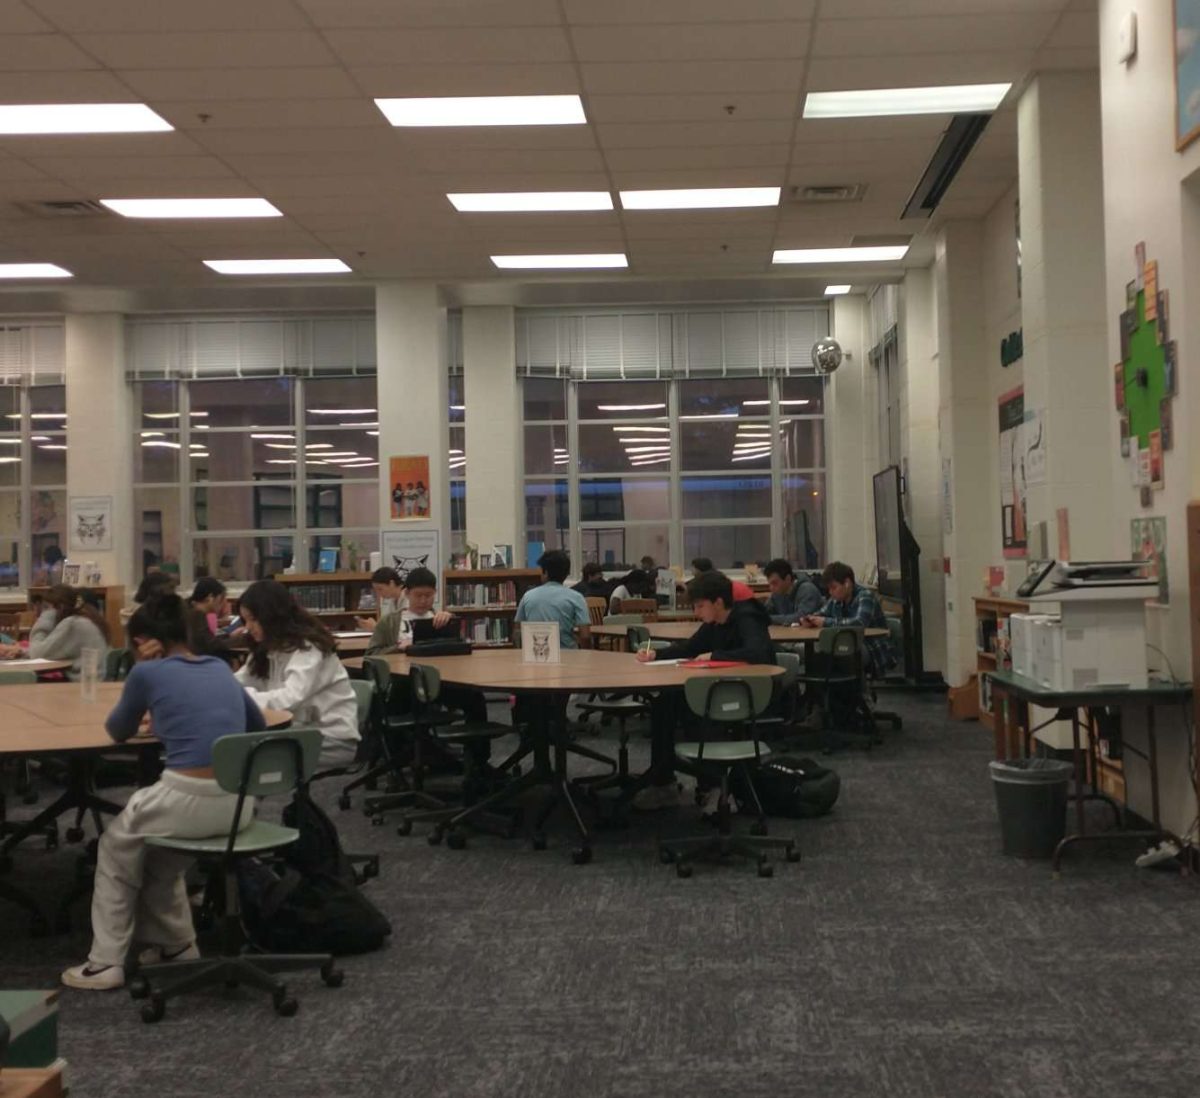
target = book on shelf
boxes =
[445,580,519,608]
[456,616,513,644]
[292,583,347,613]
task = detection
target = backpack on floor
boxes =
[735,755,841,819]
[280,788,355,883]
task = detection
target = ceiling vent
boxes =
[789,183,866,204]
[14,199,109,218]
[902,113,990,219]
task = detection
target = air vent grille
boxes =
[14,199,109,218]
[789,183,866,204]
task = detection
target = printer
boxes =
[1012,560,1155,691]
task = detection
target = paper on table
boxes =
[333,631,372,638]
[644,658,684,666]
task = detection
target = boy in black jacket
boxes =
[632,571,776,810]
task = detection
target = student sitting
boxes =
[366,567,458,655]
[354,566,407,632]
[690,557,755,602]
[801,561,897,678]
[632,571,776,810]
[763,558,823,624]
[61,594,265,990]
[516,550,590,649]
[235,579,360,769]
[608,567,654,614]
[0,584,109,679]
[571,561,611,599]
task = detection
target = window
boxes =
[522,379,569,553]
[449,375,466,553]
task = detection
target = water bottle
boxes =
[80,646,100,703]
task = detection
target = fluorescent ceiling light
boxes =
[624,446,671,454]
[0,264,71,279]
[611,425,669,432]
[772,246,908,264]
[309,408,375,415]
[37,443,67,450]
[619,186,779,211]
[141,440,181,449]
[189,451,209,458]
[598,404,666,412]
[263,444,295,450]
[679,413,738,420]
[375,94,585,127]
[30,435,49,441]
[102,198,281,219]
[803,83,1011,119]
[731,451,771,462]
[0,103,172,134]
[780,400,811,406]
[305,443,334,450]
[450,404,466,411]
[204,258,351,275]
[367,430,379,436]
[30,413,66,420]
[0,457,19,463]
[825,284,852,295]
[250,433,294,440]
[630,456,671,466]
[448,191,612,212]
[0,439,19,445]
[492,253,627,270]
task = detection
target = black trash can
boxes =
[988,757,1073,858]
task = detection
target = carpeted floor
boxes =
[3,693,1200,1098]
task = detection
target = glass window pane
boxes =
[580,524,669,570]
[135,381,181,427]
[451,480,466,533]
[681,420,770,471]
[0,490,19,587]
[30,385,66,418]
[0,449,21,487]
[0,387,21,428]
[782,472,827,569]
[524,424,569,475]
[306,427,379,470]
[780,418,825,468]
[523,377,566,421]
[192,485,294,531]
[579,477,669,522]
[448,425,465,475]
[780,375,825,414]
[681,474,771,520]
[524,479,568,549]
[304,377,376,427]
[306,481,377,528]
[578,423,670,474]
[191,436,314,482]
[31,436,66,485]
[193,535,293,583]
[577,380,667,421]
[683,524,771,569]
[30,489,65,583]
[190,378,294,428]
[135,432,181,482]
[309,531,379,573]
[678,377,768,417]
[135,486,183,579]
[449,375,465,422]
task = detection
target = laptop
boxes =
[409,617,460,643]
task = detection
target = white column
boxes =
[462,306,520,550]
[1018,71,1113,556]
[935,221,993,686]
[375,282,449,573]
[65,313,133,587]
[828,294,870,570]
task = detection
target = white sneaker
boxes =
[699,787,736,818]
[61,962,125,991]
[137,942,200,967]
[631,783,682,811]
[1135,839,1181,868]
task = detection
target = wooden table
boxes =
[0,1068,64,1098]
[0,659,73,675]
[588,621,888,652]
[344,648,781,861]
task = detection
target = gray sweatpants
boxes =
[88,769,254,968]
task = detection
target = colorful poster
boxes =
[1115,363,1126,410]
[1149,429,1164,488]
[1144,261,1159,318]
[1131,516,1168,605]
[1024,408,1046,485]
[1056,507,1071,561]
[998,387,1026,559]
[1160,399,1173,449]
[388,455,431,520]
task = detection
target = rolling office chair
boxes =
[867,617,905,732]
[794,627,882,751]
[658,675,800,878]
[0,671,58,858]
[129,728,344,1023]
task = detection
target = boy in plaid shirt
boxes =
[802,561,897,678]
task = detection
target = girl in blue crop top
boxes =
[63,595,266,992]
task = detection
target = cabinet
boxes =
[442,569,541,647]
[973,596,1028,733]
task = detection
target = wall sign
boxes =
[999,329,1023,368]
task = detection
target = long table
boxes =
[589,621,888,652]
[344,648,782,862]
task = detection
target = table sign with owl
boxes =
[69,496,113,552]
[521,621,561,665]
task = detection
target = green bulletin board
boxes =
[1122,290,1166,445]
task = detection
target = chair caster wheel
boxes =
[659,848,675,864]
[273,988,299,1017]
[571,846,592,865]
[446,831,467,851]
[45,832,59,852]
[757,861,774,878]
[370,815,384,827]
[65,826,84,844]
[749,821,768,837]
[362,856,380,880]
[337,794,351,811]
[396,818,413,836]
[129,976,149,1000]
[785,845,801,863]
[676,862,693,879]
[320,961,345,988]
[531,833,548,851]
[141,993,166,1024]
[22,789,38,805]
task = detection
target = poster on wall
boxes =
[381,528,441,586]
[68,495,113,553]
[388,455,431,520]
[1024,407,1046,485]
[1131,517,1169,605]
[1175,0,1200,150]
[998,387,1027,559]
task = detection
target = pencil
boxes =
[641,639,651,656]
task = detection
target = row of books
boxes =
[457,617,513,644]
[445,581,520,608]
[292,584,346,612]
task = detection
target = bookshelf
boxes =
[443,568,541,647]
[273,572,373,627]
[973,595,1028,733]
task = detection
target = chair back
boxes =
[885,615,903,646]
[362,655,393,696]
[211,727,322,798]
[615,597,657,620]
[0,670,37,685]
[105,647,134,682]
[603,613,643,626]
[683,674,774,724]
[626,624,650,648]
[585,597,607,627]
[816,626,863,659]
[774,649,801,690]
[409,663,442,707]
[349,678,373,734]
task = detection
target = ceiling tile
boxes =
[598,120,794,149]
[794,115,949,144]
[118,67,362,101]
[0,1,52,32]
[588,93,797,125]
[417,171,610,192]
[0,133,205,159]
[1042,10,1097,49]
[395,127,596,151]
[74,31,337,69]
[27,154,239,180]
[299,0,562,26]
[188,128,399,157]
[50,176,253,198]
[1032,47,1098,70]
[243,176,430,200]
[815,14,1057,56]
[323,27,571,66]
[824,0,1066,14]
[349,63,580,97]
[805,52,1031,90]
[215,153,411,178]
[581,60,803,96]
[407,148,606,174]
[604,145,787,171]
[28,0,310,30]
[0,70,131,101]
[564,0,815,24]
[154,100,384,131]
[571,22,808,63]
[610,166,787,189]
[0,156,46,182]
[0,32,98,69]
[622,210,777,239]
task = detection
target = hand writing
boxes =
[635,648,657,663]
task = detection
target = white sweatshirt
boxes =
[235,644,359,748]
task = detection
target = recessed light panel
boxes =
[102,198,282,219]
[619,187,780,210]
[491,253,628,269]
[803,84,1011,119]
[0,263,72,278]
[375,95,585,127]
[204,259,351,275]
[825,284,852,295]
[448,192,613,212]
[0,103,172,134]
[772,246,908,264]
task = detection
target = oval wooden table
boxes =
[589,621,889,652]
[0,658,74,675]
[343,648,782,862]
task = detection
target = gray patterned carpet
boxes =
[2,693,1199,1098]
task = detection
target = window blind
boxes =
[0,321,65,385]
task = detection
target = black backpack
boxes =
[735,756,841,819]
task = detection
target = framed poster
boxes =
[68,495,113,552]
[388,455,431,520]
[381,528,441,586]
[998,387,1027,559]
[1176,0,1200,150]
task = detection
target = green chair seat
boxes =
[145,819,297,856]
[676,740,770,764]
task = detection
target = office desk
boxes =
[987,670,1191,872]
[344,649,781,862]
